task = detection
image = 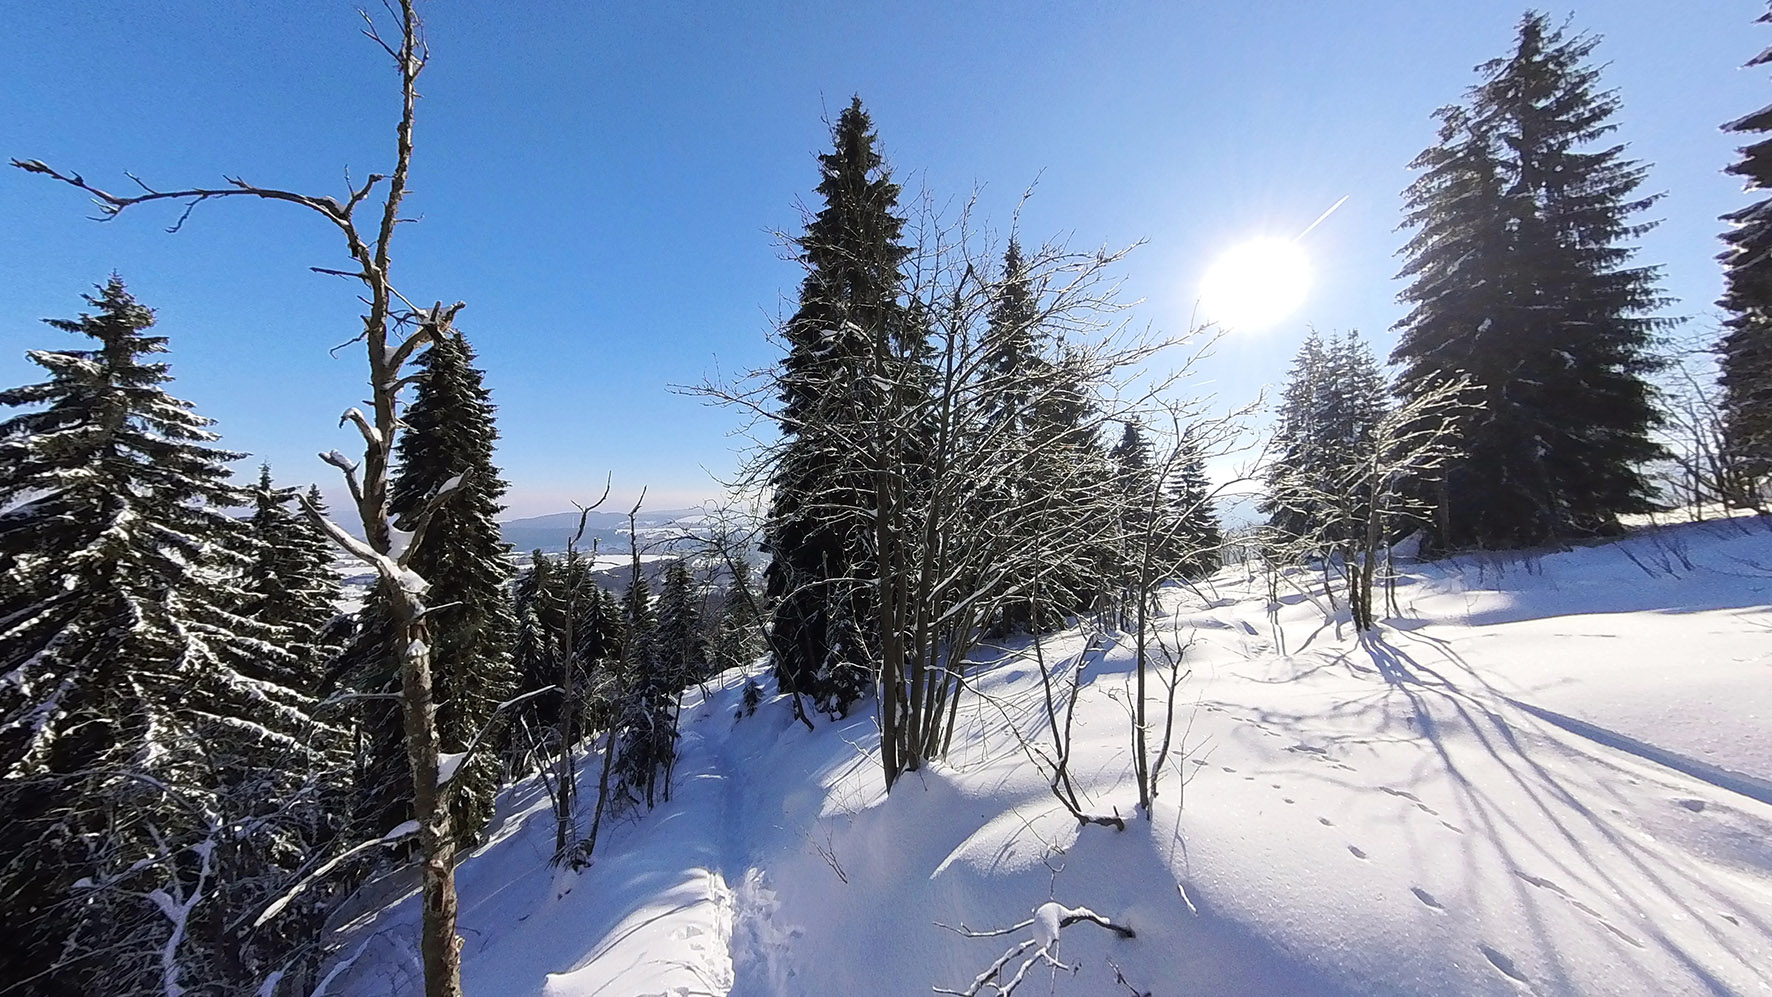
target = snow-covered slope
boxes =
[324,516,1772,996]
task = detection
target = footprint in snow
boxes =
[1719,912,1740,927]
[1515,871,1644,949]
[1318,817,1334,827]
[1479,944,1530,986]
[1381,786,1440,816]
[1441,820,1465,835]
[1347,845,1368,859]
[1221,766,1237,773]
[1676,798,1706,813]
[1411,887,1445,911]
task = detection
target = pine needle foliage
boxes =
[1392,12,1669,548]
[0,277,331,994]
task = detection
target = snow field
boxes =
[327,516,1772,995]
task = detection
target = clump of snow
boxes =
[436,751,466,787]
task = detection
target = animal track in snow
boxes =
[1347,845,1368,859]
[1381,786,1441,816]
[1410,887,1445,911]
[1318,817,1334,826]
[1514,870,1643,949]
[1479,944,1529,986]
[1676,798,1706,813]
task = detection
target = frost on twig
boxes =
[935,902,1135,996]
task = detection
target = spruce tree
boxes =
[384,329,519,844]
[976,240,1100,632]
[614,572,676,807]
[510,550,562,744]
[708,559,765,675]
[1265,332,1388,553]
[1166,431,1224,579]
[1393,12,1668,548]
[0,277,328,993]
[655,559,707,688]
[1718,3,1772,492]
[241,465,344,691]
[763,96,911,714]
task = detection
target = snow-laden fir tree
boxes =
[509,550,562,751]
[1718,3,1772,495]
[655,558,708,689]
[1393,12,1668,549]
[240,465,345,692]
[1264,331,1388,552]
[614,571,677,808]
[385,329,519,845]
[762,95,912,715]
[1106,419,1160,617]
[1164,430,1224,580]
[0,277,332,994]
[976,240,1103,633]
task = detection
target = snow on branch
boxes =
[936,902,1135,996]
[252,819,419,929]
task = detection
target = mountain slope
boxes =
[323,515,1772,996]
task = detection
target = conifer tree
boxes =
[1165,431,1224,579]
[241,465,344,691]
[1719,3,1772,492]
[1393,12,1668,548]
[384,330,519,844]
[0,277,329,993]
[708,558,765,674]
[655,559,707,688]
[763,96,911,714]
[976,239,1101,632]
[614,570,677,807]
[1265,331,1389,552]
[510,550,562,742]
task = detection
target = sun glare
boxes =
[1199,237,1312,332]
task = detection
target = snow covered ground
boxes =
[323,516,1772,995]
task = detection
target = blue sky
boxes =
[1,2,1764,517]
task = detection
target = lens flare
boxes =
[1199,237,1311,332]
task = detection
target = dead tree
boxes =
[550,486,610,863]
[17,5,474,994]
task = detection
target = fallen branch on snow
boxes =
[934,902,1135,996]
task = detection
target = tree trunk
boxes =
[393,611,462,997]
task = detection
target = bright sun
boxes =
[1199,237,1312,332]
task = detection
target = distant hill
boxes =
[498,507,713,555]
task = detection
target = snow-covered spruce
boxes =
[0,276,339,995]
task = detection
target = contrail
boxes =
[1295,194,1350,241]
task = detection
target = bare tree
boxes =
[1261,375,1476,632]
[1653,330,1765,516]
[18,6,476,994]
